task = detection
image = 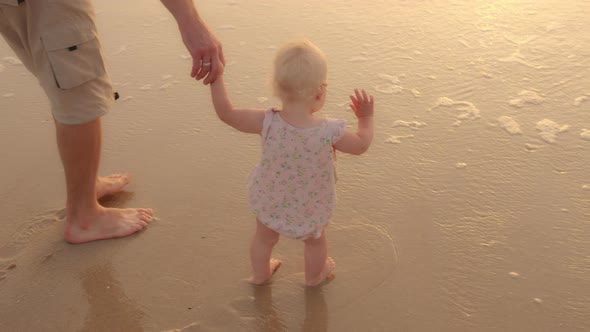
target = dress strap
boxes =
[260,108,276,143]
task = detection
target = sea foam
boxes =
[497,116,522,135]
[536,119,569,143]
[392,120,426,130]
[431,97,481,125]
[574,96,588,106]
[499,49,544,69]
[509,90,544,108]
[385,135,414,144]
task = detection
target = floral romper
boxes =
[248,108,347,240]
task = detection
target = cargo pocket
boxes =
[41,28,105,90]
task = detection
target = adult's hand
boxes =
[161,0,225,84]
[179,20,225,85]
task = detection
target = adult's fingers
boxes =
[203,56,221,85]
[195,56,212,81]
[218,45,226,66]
[191,57,200,78]
[191,51,208,78]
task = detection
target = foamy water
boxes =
[1,0,589,331]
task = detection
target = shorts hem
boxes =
[52,108,108,125]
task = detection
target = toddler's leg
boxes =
[249,219,282,285]
[303,230,336,286]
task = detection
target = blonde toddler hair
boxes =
[272,39,327,102]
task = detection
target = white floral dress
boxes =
[248,108,347,239]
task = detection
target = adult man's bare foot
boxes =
[64,206,154,244]
[306,257,335,287]
[96,174,130,199]
[249,258,282,285]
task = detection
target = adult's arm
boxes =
[160,0,225,84]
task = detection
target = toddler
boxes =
[209,39,374,286]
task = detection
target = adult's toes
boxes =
[138,208,154,216]
[139,212,153,222]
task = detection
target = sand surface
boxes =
[1,0,589,331]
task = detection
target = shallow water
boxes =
[1,0,589,331]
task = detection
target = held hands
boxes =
[179,19,226,85]
[349,89,374,119]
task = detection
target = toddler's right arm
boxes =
[210,72,266,134]
[334,89,374,155]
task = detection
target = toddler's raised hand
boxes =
[349,89,374,119]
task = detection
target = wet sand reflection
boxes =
[80,263,145,332]
[302,287,328,332]
[251,285,286,332]
[250,284,329,332]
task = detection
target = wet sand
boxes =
[1,0,590,331]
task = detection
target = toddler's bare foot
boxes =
[249,258,282,285]
[96,174,130,198]
[64,207,153,244]
[306,257,335,287]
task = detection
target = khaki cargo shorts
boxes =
[0,0,114,124]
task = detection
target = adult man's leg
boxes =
[57,118,153,244]
[0,1,154,243]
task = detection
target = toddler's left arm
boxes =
[334,89,374,155]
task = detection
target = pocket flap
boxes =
[45,37,106,89]
[41,24,96,51]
